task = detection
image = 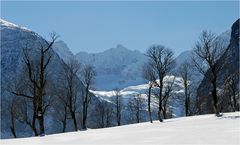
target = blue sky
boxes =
[1,1,239,55]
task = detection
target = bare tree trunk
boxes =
[162,105,167,119]
[62,106,67,133]
[117,95,121,126]
[137,106,140,123]
[184,79,189,116]
[69,93,78,131]
[62,123,66,133]
[162,97,169,119]
[72,112,78,131]
[81,65,95,130]
[38,115,45,136]
[37,96,45,135]
[158,80,163,122]
[212,78,220,116]
[82,87,89,130]
[148,86,153,123]
[10,108,17,138]
[232,87,237,111]
[82,105,86,129]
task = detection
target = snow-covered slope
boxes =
[2,112,239,145]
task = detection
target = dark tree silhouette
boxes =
[12,33,58,135]
[81,65,96,130]
[162,76,175,119]
[178,61,192,116]
[192,30,228,116]
[145,45,175,122]
[128,94,144,123]
[142,64,157,123]
[60,58,81,131]
[113,88,121,126]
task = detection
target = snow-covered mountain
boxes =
[3,112,239,145]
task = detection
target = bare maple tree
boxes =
[145,45,175,122]
[178,61,192,116]
[192,30,229,116]
[81,65,96,129]
[12,33,58,135]
[113,88,121,126]
[60,59,81,131]
[142,64,157,123]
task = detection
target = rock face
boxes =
[52,40,75,63]
[75,44,147,90]
[197,19,239,114]
[0,19,102,138]
[53,43,148,90]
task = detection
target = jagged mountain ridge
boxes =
[54,30,231,91]
[76,44,147,90]
[54,43,148,90]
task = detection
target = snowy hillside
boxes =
[2,112,239,145]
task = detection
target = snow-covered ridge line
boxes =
[0,18,31,31]
[91,75,184,97]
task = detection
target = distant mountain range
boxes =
[53,29,231,91]
[53,43,147,90]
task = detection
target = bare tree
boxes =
[145,45,175,122]
[128,94,144,123]
[192,30,228,116]
[12,33,58,135]
[81,65,96,130]
[105,105,114,127]
[142,64,157,123]
[9,98,18,138]
[94,100,114,128]
[178,61,192,116]
[222,72,239,112]
[95,101,106,128]
[113,88,121,126]
[52,88,69,133]
[60,58,81,131]
[9,96,38,137]
[162,76,175,119]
